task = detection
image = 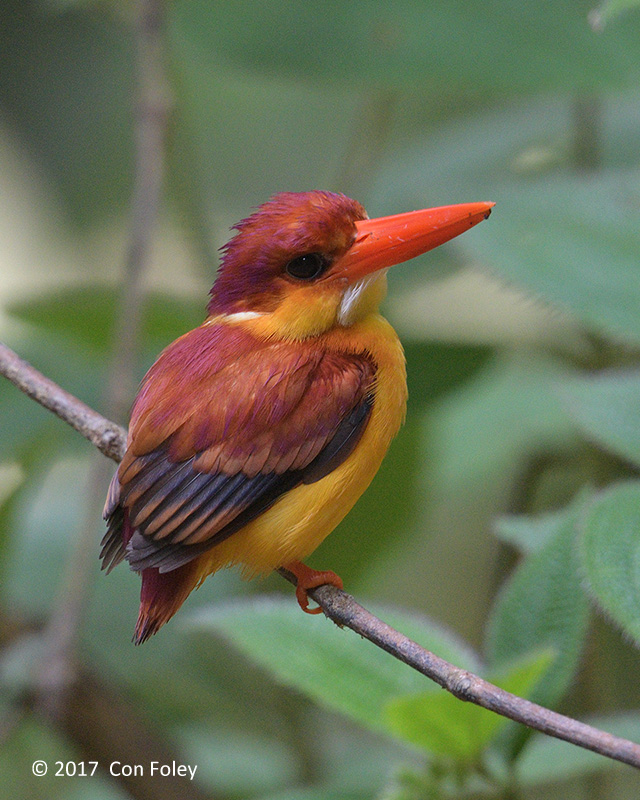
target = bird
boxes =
[101,191,494,643]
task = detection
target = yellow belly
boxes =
[193,313,407,582]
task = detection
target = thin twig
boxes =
[2,343,640,771]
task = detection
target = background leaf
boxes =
[517,712,640,785]
[494,508,579,554]
[581,481,640,646]
[375,100,640,344]
[486,492,591,712]
[0,0,134,226]
[590,0,640,27]
[171,1,640,94]
[559,370,640,467]
[187,598,479,738]
[385,651,552,761]
[6,287,204,359]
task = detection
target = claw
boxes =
[283,560,344,614]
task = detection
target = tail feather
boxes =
[103,470,200,644]
[134,561,199,644]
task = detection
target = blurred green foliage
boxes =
[1,1,640,798]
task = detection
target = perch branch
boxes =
[279,567,640,768]
[2,342,640,771]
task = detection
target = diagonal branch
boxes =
[2,341,640,770]
[0,343,126,461]
[279,567,640,768]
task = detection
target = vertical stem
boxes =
[108,0,172,422]
[35,0,171,716]
[573,94,601,173]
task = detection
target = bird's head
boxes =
[208,191,493,340]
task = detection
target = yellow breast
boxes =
[194,312,407,581]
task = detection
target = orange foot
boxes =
[283,560,344,615]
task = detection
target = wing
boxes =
[102,322,376,574]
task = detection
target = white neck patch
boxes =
[338,271,387,327]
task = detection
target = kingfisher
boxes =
[102,191,493,643]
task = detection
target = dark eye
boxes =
[285,252,328,281]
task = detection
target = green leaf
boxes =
[518,711,640,785]
[0,464,24,577]
[0,336,107,593]
[494,507,582,554]
[385,651,552,761]
[0,344,98,462]
[428,352,575,488]
[558,370,640,468]
[590,0,640,28]
[455,174,640,345]
[376,352,578,636]
[376,95,640,214]
[171,1,640,94]
[186,597,479,738]
[486,492,591,711]
[374,97,640,345]
[4,455,99,616]
[169,30,356,213]
[6,286,204,358]
[581,481,640,646]
[176,724,299,796]
[404,341,493,415]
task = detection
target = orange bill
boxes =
[337,201,495,281]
